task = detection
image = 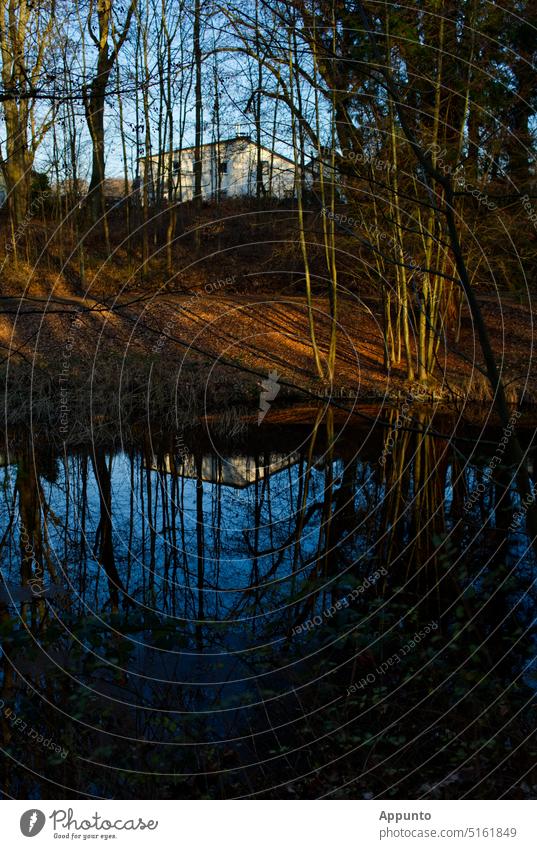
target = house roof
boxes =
[169,134,253,154]
[143,135,297,167]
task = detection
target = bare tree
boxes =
[82,0,136,225]
[0,0,57,225]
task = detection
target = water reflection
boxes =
[0,408,535,798]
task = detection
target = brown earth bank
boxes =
[0,288,534,438]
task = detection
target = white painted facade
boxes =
[142,135,297,202]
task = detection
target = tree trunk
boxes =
[193,0,202,205]
[84,75,108,226]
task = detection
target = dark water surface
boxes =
[0,407,536,798]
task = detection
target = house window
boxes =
[172,159,180,174]
[261,159,269,174]
[218,160,228,174]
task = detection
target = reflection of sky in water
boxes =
[0,436,536,748]
[1,444,527,619]
[1,442,535,632]
[1,452,356,625]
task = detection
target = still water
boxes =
[0,407,536,798]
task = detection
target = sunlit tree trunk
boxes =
[289,31,324,381]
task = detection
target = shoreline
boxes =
[1,292,535,435]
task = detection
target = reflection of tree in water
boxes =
[91,446,130,612]
[0,415,535,798]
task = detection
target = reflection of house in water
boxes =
[149,452,300,488]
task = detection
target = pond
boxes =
[0,406,535,798]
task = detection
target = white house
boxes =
[141,135,297,202]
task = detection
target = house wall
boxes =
[144,138,296,202]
